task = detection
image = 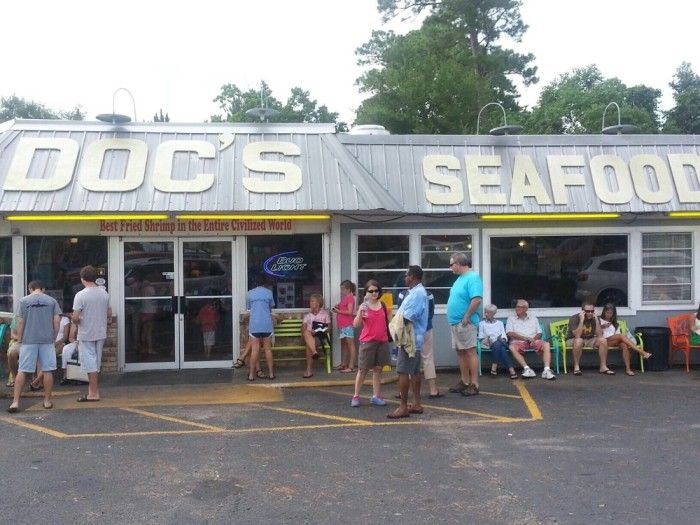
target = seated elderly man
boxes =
[506,299,556,380]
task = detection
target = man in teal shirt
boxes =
[446,252,483,396]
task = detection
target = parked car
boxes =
[575,253,628,306]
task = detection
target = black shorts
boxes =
[250,332,272,339]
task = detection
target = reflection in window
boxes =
[0,237,12,312]
[247,235,322,308]
[642,233,692,303]
[357,235,409,297]
[25,237,108,311]
[421,235,471,304]
[490,235,628,308]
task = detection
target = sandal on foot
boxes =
[625,370,636,376]
[232,358,245,369]
[6,381,14,388]
[267,375,276,380]
[489,370,498,377]
[599,369,615,375]
[246,376,255,381]
[302,373,314,379]
[43,401,53,409]
[256,369,267,379]
[387,410,410,419]
[76,395,100,402]
[333,364,346,371]
[340,367,354,373]
[428,392,444,399]
[573,369,583,376]
[408,405,424,414]
[643,352,652,359]
[7,405,18,413]
[509,372,519,379]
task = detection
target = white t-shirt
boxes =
[55,316,70,343]
[73,286,110,341]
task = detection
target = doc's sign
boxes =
[423,153,700,205]
[2,137,302,193]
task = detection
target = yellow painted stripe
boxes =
[0,416,69,438]
[514,382,543,421]
[250,403,373,425]
[120,407,227,431]
[69,429,220,438]
[480,391,522,399]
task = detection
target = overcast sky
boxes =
[2,0,698,125]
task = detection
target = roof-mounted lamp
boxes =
[96,87,137,124]
[245,81,280,122]
[476,102,523,136]
[601,102,639,135]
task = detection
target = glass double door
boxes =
[122,238,234,370]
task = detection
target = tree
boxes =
[355,0,537,133]
[212,82,346,131]
[526,66,661,134]
[0,95,83,122]
[663,62,700,134]
[153,109,170,122]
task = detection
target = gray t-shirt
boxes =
[18,292,61,344]
[73,286,110,341]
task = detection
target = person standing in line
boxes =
[446,252,483,396]
[7,281,61,413]
[331,280,357,373]
[388,265,429,419]
[246,276,276,381]
[73,266,112,402]
[350,280,391,407]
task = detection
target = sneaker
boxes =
[449,379,468,393]
[351,396,360,407]
[461,384,479,396]
[370,395,387,406]
[541,368,556,380]
[521,367,536,379]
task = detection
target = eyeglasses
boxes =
[583,309,595,313]
[449,262,456,267]
[366,289,379,293]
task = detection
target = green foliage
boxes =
[211,82,345,131]
[663,62,700,134]
[153,109,170,122]
[356,0,536,133]
[526,66,661,134]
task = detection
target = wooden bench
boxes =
[271,318,332,374]
[667,314,700,372]
[549,319,644,374]
[477,320,560,375]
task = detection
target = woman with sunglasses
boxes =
[350,280,391,407]
[599,303,651,376]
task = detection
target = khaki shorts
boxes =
[566,337,601,348]
[451,323,477,351]
[358,341,391,369]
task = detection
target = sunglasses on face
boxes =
[366,289,379,293]
[583,309,595,313]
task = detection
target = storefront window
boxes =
[357,235,409,297]
[25,237,108,311]
[642,233,692,303]
[0,237,12,312]
[421,234,472,304]
[247,235,323,308]
[490,235,628,308]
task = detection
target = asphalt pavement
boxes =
[0,367,698,524]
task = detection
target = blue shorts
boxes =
[19,343,57,373]
[79,339,105,374]
[338,326,354,339]
[396,348,422,375]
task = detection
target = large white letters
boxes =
[668,154,700,203]
[80,139,147,192]
[153,140,215,193]
[510,155,552,205]
[589,155,634,204]
[547,155,586,205]
[465,155,507,205]
[4,137,79,191]
[242,142,302,193]
[629,154,673,204]
[423,155,464,205]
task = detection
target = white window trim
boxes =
[351,227,478,313]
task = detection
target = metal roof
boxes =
[0,119,698,215]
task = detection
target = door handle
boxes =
[171,296,179,315]
[179,296,186,315]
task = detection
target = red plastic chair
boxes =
[667,314,697,372]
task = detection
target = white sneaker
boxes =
[521,367,536,378]
[541,368,556,380]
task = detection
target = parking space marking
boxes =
[0,415,69,438]
[250,403,374,425]
[120,407,228,431]
[514,381,543,420]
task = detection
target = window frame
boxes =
[351,227,478,311]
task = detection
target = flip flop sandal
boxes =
[267,375,276,380]
[76,395,100,402]
[428,392,444,398]
[599,369,616,375]
[573,370,583,376]
[232,358,245,369]
[387,411,410,419]
[256,369,267,379]
[408,405,424,414]
[302,373,314,379]
[340,367,355,373]
[509,372,519,380]
[43,401,53,409]
[625,370,636,376]
[7,406,18,413]
[489,370,498,377]
[6,381,14,387]
[246,376,255,381]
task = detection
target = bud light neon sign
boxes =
[263,251,308,278]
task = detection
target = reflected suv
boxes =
[575,253,628,306]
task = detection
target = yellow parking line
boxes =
[120,407,227,431]
[514,382,543,421]
[480,391,522,399]
[0,415,69,438]
[70,429,221,438]
[250,404,373,425]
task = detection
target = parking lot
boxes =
[1,369,698,524]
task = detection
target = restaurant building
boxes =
[0,119,698,372]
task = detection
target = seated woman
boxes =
[301,293,330,378]
[478,304,517,379]
[599,303,651,376]
[691,303,700,346]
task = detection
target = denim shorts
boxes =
[338,326,354,339]
[19,343,57,373]
[79,339,105,374]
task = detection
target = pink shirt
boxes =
[359,305,389,343]
[303,309,331,331]
[336,294,355,329]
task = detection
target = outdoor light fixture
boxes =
[601,102,639,135]
[245,81,280,122]
[480,213,621,221]
[667,211,700,218]
[96,87,138,124]
[175,214,331,220]
[476,102,523,136]
[6,214,169,221]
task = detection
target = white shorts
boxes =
[202,331,215,346]
[79,339,105,374]
[19,343,56,373]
